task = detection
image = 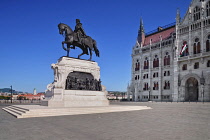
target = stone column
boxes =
[171,39,175,101]
[131,55,135,83]
[173,24,180,101]
[139,51,143,101]
[189,23,192,56]
[176,20,180,58]
[159,41,162,101]
[134,84,138,101]
[201,5,204,54]
[173,61,179,102]
[149,46,152,100]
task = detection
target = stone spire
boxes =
[176,8,181,24]
[137,18,145,47]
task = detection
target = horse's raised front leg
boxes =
[62,42,71,57]
[62,41,67,51]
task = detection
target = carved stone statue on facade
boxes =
[58,19,100,60]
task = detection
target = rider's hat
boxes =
[76,19,80,23]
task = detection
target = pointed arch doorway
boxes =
[185,77,198,101]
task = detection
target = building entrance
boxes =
[185,77,198,101]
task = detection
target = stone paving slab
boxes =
[0,102,210,140]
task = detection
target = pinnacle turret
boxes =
[137,18,145,46]
[176,8,181,24]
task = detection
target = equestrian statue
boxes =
[58,19,100,60]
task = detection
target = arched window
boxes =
[182,64,187,70]
[207,40,210,52]
[207,60,210,67]
[153,82,156,90]
[197,42,201,53]
[193,38,201,54]
[206,35,210,52]
[153,82,159,90]
[143,83,149,91]
[164,52,170,66]
[167,81,170,89]
[143,83,146,91]
[164,56,167,65]
[194,62,199,69]
[167,71,170,76]
[164,81,170,90]
[135,60,140,71]
[135,75,139,80]
[144,57,149,69]
[194,6,201,21]
[193,43,197,54]
[207,1,210,17]
[164,81,167,89]
[157,58,159,67]
[153,72,159,78]
[167,55,170,65]
[153,55,159,68]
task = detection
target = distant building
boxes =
[128,0,210,102]
[18,93,45,100]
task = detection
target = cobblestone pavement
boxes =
[0,102,210,140]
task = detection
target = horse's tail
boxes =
[93,40,100,57]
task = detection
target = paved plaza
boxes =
[0,102,210,140]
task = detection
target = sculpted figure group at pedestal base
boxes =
[65,75,102,91]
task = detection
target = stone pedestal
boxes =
[42,57,109,107]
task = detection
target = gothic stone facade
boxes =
[128,0,210,102]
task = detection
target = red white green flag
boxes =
[179,44,187,57]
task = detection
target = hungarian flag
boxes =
[179,44,188,57]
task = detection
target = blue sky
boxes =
[0,0,191,93]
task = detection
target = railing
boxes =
[0,99,41,104]
[202,51,210,56]
[143,38,174,48]
[178,56,189,61]
[178,51,210,61]
[145,22,176,36]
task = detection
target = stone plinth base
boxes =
[42,90,109,107]
[42,57,109,107]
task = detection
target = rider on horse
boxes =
[74,19,87,46]
[58,20,99,60]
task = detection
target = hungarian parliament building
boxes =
[127,0,210,102]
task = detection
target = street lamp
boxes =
[202,85,204,104]
[148,87,151,101]
[10,85,13,103]
[178,74,181,103]
[200,84,205,104]
[200,72,205,104]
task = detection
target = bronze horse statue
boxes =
[58,23,99,60]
